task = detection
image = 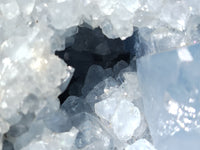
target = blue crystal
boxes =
[137,44,200,150]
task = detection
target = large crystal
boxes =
[137,44,200,150]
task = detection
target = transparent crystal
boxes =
[137,44,200,150]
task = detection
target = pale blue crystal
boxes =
[137,44,200,150]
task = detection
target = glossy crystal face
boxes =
[137,44,200,150]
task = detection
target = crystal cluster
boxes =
[61,60,152,149]
[0,0,200,149]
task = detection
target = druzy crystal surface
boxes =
[0,0,200,150]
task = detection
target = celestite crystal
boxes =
[137,44,200,150]
[0,0,200,149]
[94,72,141,141]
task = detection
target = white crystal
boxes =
[95,84,141,141]
[95,97,119,121]
[86,77,119,103]
[125,139,156,150]
[111,100,141,141]
[21,127,78,150]
[0,1,20,20]
[16,0,35,15]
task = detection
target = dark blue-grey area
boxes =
[55,27,131,103]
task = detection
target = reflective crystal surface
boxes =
[137,44,200,150]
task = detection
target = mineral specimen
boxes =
[0,0,200,149]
